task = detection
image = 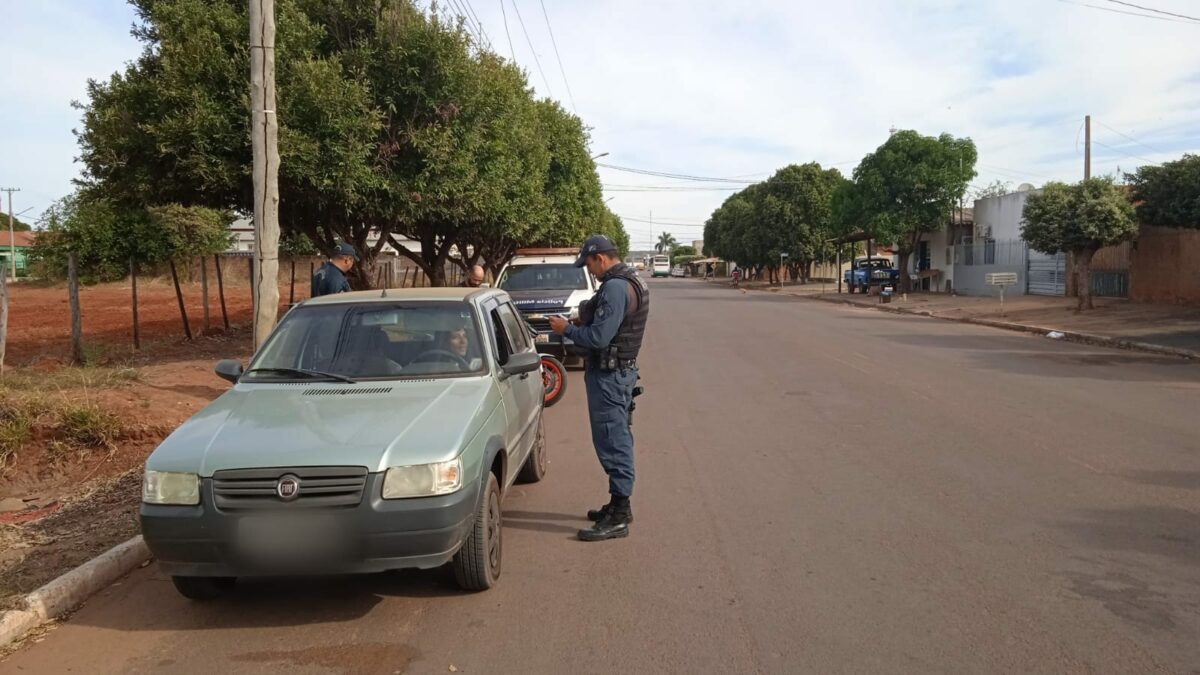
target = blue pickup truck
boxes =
[844,256,900,294]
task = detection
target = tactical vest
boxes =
[599,264,650,360]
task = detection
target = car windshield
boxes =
[244,302,487,381]
[498,264,587,291]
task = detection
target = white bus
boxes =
[651,254,671,277]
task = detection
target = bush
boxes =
[53,404,122,449]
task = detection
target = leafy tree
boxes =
[846,130,977,291]
[1127,154,1200,229]
[1021,177,1136,311]
[3,214,31,232]
[28,195,171,283]
[147,204,234,259]
[655,232,678,253]
[670,245,696,258]
[74,0,619,289]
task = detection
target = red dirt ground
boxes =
[3,278,308,366]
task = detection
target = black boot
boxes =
[587,497,634,523]
[578,500,631,542]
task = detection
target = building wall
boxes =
[973,191,1035,242]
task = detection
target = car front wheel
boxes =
[452,472,502,591]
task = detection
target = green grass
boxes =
[0,364,142,394]
[0,399,34,470]
[53,404,122,449]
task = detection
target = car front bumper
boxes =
[140,474,480,577]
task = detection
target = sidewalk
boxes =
[730,279,1200,358]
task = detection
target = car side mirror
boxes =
[214,359,244,384]
[501,351,541,377]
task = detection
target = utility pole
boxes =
[250,0,280,350]
[1084,114,1092,180]
[1,188,19,282]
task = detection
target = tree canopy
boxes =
[655,232,678,254]
[838,130,976,291]
[1127,154,1200,230]
[73,0,622,287]
[704,163,846,283]
[1021,177,1136,310]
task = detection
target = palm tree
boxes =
[655,232,678,254]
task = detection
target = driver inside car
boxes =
[441,327,483,371]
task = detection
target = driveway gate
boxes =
[1027,251,1066,296]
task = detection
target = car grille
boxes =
[211,466,369,510]
[871,270,891,280]
[521,314,552,332]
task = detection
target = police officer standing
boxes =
[548,235,649,541]
[459,264,486,288]
[311,243,358,297]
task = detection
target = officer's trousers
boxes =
[583,365,638,498]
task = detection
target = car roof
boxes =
[301,287,502,306]
[507,255,577,265]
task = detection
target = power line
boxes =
[445,0,488,47]
[499,0,516,60]
[509,0,554,97]
[1095,120,1167,155]
[537,0,577,114]
[1092,140,1160,166]
[1103,0,1200,22]
[1054,0,1200,24]
[598,162,754,184]
[461,0,493,47]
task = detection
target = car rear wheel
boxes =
[517,415,547,484]
[452,473,502,591]
[171,575,235,601]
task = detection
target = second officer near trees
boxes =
[548,235,649,542]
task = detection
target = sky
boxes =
[3,0,1199,250]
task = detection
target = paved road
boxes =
[4,279,1199,674]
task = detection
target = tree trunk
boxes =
[1074,248,1096,311]
[200,256,210,333]
[896,249,913,293]
[68,253,85,364]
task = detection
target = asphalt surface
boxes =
[4,279,1199,674]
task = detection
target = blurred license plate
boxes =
[535,334,550,344]
[238,513,340,559]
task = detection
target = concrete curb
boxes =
[0,535,150,650]
[798,293,1199,360]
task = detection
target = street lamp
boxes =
[591,152,609,160]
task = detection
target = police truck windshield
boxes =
[498,264,588,291]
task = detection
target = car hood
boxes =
[505,288,591,312]
[146,378,499,476]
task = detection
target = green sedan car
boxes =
[140,288,547,598]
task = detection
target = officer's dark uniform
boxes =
[564,236,649,541]
[311,244,356,297]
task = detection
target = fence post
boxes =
[130,257,140,350]
[214,255,229,331]
[0,260,8,377]
[68,253,84,364]
[200,256,210,333]
[289,258,296,305]
[400,267,409,288]
[169,259,193,340]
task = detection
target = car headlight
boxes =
[143,470,200,505]
[382,458,463,499]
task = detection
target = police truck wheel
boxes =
[171,576,235,601]
[517,415,547,484]
[541,355,567,408]
[453,473,502,591]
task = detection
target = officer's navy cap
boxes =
[334,243,359,261]
[574,235,618,267]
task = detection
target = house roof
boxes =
[0,231,35,248]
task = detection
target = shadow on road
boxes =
[504,510,582,537]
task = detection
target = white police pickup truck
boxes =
[496,248,598,366]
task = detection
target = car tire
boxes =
[452,472,502,591]
[517,414,547,484]
[171,575,235,601]
[540,355,567,408]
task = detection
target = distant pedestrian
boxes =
[311,243,358,297]
[460,264,486,288]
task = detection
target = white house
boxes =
[227,218,421,256]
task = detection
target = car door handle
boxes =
[519,372,529,380]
